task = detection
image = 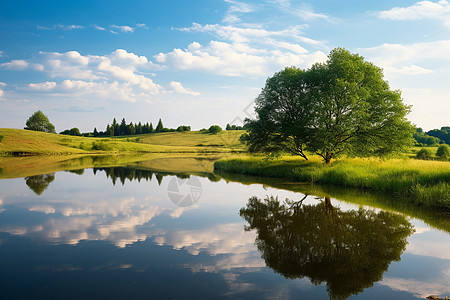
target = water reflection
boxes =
[239,195,415,299]
[25,173,55,195]
[0,160,448,299]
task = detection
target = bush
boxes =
[91,141,111,151]
[177,125,191,132]
[208,125,222,134]
[0,135,3,143]
[436,144,450,160]
[416,148,432,160]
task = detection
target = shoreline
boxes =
[214,156,450,210]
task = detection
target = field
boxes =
[1,128,449,209]
[0,128,245,155]
[215,155,450,209]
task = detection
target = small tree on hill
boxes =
[155,119,164,133]
[208,125,222,134]
[25,110,56,133]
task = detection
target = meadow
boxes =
[1,128,448,209]
[0,128,245,155]
[215,155,450,209]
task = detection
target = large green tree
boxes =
[24,110,56,133]
[241,48,414,164]
[240,66,311,160]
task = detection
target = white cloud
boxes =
[111,25,134,33]
[359,40,450,76]
[378,1,450,27]
[169,81,200,96]
[5,49,166,103]
[223,0,255,23]
[136,23,149,29]
[178,22,308,44]
[1,59,29,70]
[155,40,326,77]
[379,277,449,299]
[58,24,84,30]
[93,24,106,31]
[28,81,57,91]
[275,41,308,54]
[0,50,4,57]
[154,223,257,256]
[387,64,434,75]
[37,24,84,30]
[295,5,334,22]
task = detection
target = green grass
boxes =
[0,128,246,155]
[214,155,450,209]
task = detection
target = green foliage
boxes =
[24,110,56,133]
[91,141,112,151]
[226,123,243,130]
[0,135,3,143]
[215,156,450,209]
[416,148,432,160]
[60,127,82,136]
[240,66,311,160]
[208,125,222,134]
[155,118,164,133]
[177,125,191,132]
[436,144,450,160]
[427,127,450,144]
[242,48,414,164]
[413,128,441,146]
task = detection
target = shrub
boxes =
[91,141,111,151]
[416,148,432,160]
[0,135,3,143]
[208,125,222,134]
[436,144,450,160]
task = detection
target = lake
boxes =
[0,156,448,299]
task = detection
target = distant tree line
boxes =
[225,123,243,130]
[59,117,192,137]
[413,127,450,146]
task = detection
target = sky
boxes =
[0,0,449,132]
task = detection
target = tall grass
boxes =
[214,156,450,209]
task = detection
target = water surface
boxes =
[0,157,448,299]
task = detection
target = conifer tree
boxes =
[155,118,164,133]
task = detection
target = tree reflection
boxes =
[25,173,55,195]
[240,196,414,299]
[93,167,220,186]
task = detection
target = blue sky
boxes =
[1,0,449,132]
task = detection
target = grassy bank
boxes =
[214,155,450,209]
[0,128,245,155]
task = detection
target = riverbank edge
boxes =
[214,157,450,210]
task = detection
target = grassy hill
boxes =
[0,128,246,156]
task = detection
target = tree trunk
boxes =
[325,152,332,165]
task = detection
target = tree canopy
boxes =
[239,195,414,299]
[241,48,414,164]
[24,110,56,133]
[208,125,222,134]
